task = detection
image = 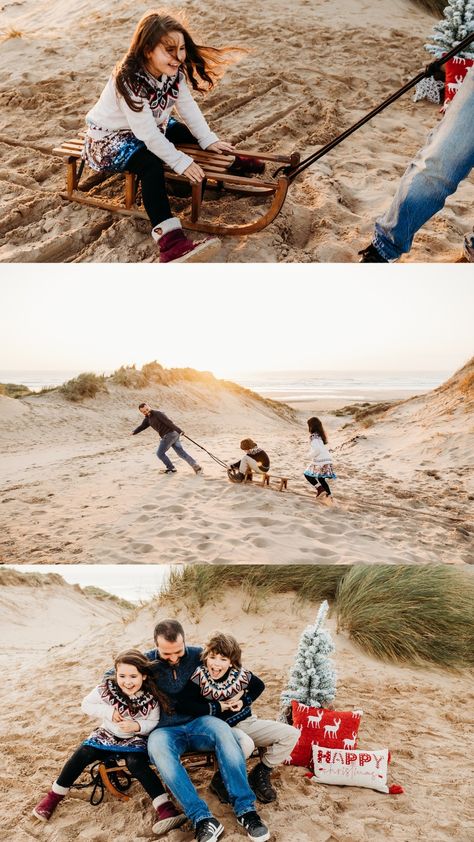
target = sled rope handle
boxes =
[182,434,230,469]
[275,31,474,182]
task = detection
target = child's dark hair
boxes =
[115,10,239,111]
[307,416,328,444]
[202,632,242,669]
[114,648,172,713]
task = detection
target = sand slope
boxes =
[1,0,472,263]
[1,571,473,842]
[0,363,472,564]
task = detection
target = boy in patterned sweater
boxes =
[175,632,299,804]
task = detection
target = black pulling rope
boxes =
[275,31,474,182]
[182,434,230,469]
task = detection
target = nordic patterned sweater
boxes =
[231,447,270,472]
[86,68,218,175]
[174,665,265,728]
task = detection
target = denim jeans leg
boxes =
[156,431,180,469]
[172,437,197,467]
[185,717,256,818]
[374,66,474,260]
[147,727,212,826]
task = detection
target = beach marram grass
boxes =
[335,565,474,669]
[161,565,350,610]
[162,564,474,670]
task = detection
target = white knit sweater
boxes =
[86,70,218,175]
[81,686,160,737]
[308,435,332,466]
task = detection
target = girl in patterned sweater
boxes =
[33,650,185,836]
[84,11,249,263]
[176,632,298,805]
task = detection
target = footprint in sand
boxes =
[129,542,154,553]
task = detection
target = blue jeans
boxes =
[157,431,197,470]
[374,66,474,260]
[147,716,256,826]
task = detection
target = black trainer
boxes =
[358,243,388,263]
[237,811,270,841]
[209,770,230,804]
[195,816,224,842]
[248,762,277,803]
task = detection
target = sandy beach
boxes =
[1,359,472,564]
[1,0,472,263]
[1,566,473,842]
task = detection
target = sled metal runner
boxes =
[53,32,474,236]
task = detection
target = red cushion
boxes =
[284,701,363,769]
[444,56,474,105]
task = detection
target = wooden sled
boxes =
[96,751,217,802]
[244,471,288,492]
[52,133,300,236]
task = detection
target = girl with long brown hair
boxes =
[304,416,337,499]
[83,10,243,263]
[33,650,184,835]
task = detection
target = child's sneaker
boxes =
[237,811,270,841]
[315,486,328,499]
[32,790,65,821]
[195,816,224,842]
[159,229,221,264]
[152,800,187,835]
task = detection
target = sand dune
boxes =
[1,0,472,263]
[0,362,472,564]
[1,569,473,842]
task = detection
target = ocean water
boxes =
[0,368,449,402]
[232,369,449,402]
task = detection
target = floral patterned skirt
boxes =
[83,727,148,753]
[304,463,337,480]
[83,123,145,173]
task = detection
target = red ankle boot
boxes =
[152,800,187,834]
[32,790,65,821]
[158,229,220,263]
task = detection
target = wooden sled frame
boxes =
[244,471,288,492]
[97,751,217,802]
[52,134,300,236]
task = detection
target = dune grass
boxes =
[161,565,350,610]
[335,565,474,669]
[60,372,108,402]
[0,382,33,398]
[160,564,474,670]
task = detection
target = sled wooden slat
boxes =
[244,472,289,492]
[53,135,298,235]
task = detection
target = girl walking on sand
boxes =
[84,10,246,263]
[33,650,185,836]
[303,417,336,499]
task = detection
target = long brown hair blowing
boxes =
[114,649,172,713]
[307,416,328,444]
[115,10,241,112]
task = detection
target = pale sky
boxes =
[1,264,472,375]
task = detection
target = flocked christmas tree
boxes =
[425,0,474,60]
[280,600,336,718]
[415,0,474,105]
